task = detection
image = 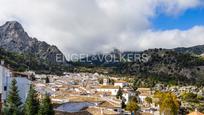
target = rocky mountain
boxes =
[0,21,66,64]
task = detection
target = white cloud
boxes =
[0,0,203,57]
[138,26,204,50]
[159,0,202,15]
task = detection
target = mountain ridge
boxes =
[74,47,204,86]
[174,45,204,55]
[0,21,67,64]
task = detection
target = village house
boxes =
[96,79,135,104]
[103,78,109,85]
[114,80,129,88]
[123,90,135,104]
[0,61,31,106]
[96,85,120,96]
[137,88,152,103]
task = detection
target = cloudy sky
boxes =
[0,0,204,56]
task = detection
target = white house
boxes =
[137,88,152,103]
[0,62,31,104]
[123,90,135,104]
[103,78,109,85]
[114,81,128,88]
[96,85,135,104]
[96,85,120,95]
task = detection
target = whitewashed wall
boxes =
[0,65,31,103]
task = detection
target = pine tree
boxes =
[45,76,50,83]
[24,85,39,115]
[3,78,22,115]
[121,101,126,109]
[116,87,123,99]
[38,94,54,115]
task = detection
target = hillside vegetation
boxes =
[0,48,71,74]
[73,48,204,86]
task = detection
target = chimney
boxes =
[195,108,198,112]
[1,60,4,66]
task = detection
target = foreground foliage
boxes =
[154,91,180,115]
[3,79,22,115]
[24,86,39,115]
[126,98,140,114]
[38,94,55,115]
[2,79,54,115]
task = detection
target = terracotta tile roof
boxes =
[188,111,204,115]
[68,96,102,102]
[137,88,152,96]
[137,88,151,91]
[99,101,120,108]
[99,85,120,89]
[86,107,119,115]
[115,80,127,83]
[139,93,151,97]
[140,112,153,115]
[95,92,112,96]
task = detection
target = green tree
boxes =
[45,76,50,83]
[116,87,123,99]
[130,96,138,103]
[24,85,39,115]
[109,79,115,85]
[145,97,152,106]
[154,91,179,115]
[98,78,103,84]
[38,94,54,115]
[3,79,22,115]
[126,99,140,114]
[132,79,138,91]
[181,92,198,103]
[121,101,126,109]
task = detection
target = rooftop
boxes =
[98,85,120,89]
[115,80,128,83]
[137,88,151,91]
[99,101,120,108]
[188,110,204,115]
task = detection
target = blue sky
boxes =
[152,7,204,30]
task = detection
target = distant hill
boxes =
[174,45,204,55]
[73,48,204,86]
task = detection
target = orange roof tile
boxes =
[99,85,119,89]
[188,111,204,115]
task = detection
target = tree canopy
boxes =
[116,87,123,99]
[126,99,140,114]
[154,91,180,115]
[145,96,152,106]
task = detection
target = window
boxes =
[4,86,7,91]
